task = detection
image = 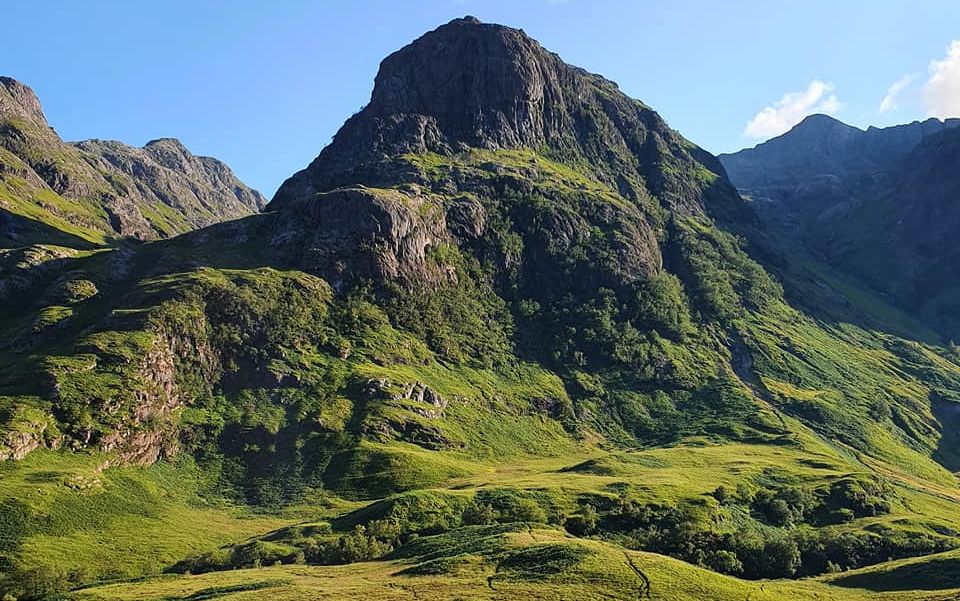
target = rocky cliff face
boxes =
[272,17,743,221]
[0,76,265,245]
[75,137,266,235]
[0,76,47,129]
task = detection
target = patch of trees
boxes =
[562,481,948,579]
[713,476,893,527]
[173,488,562,575]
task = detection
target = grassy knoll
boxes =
[71,527,960,601]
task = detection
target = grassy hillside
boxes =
[3,19,960,600]
[3,144,960,598]
[70,527,960,601]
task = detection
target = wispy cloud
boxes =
[744,80,841,139]
[925,40,960,118]
[878,73,917,114]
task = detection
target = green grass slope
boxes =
[2,145,960,598]
[3,20,960,599]
[71,526,960,601]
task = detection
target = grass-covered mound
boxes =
[70,526,960,601]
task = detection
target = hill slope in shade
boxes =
[719,115,960,340]
[2,17,960,601]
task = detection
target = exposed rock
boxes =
[270,17,743,221]
[529,396,566,419]
[0,407,62,461]
[76,137,267,231]
[0,428,55,461]
[269,186,451,286]
[0,76,48,129]
[98,333,181,467]
[408,382,449,419]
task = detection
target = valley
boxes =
[2,15,960,601]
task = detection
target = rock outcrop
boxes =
[0,76,48,128]
[268,186,450,287]
[271,17,743,221]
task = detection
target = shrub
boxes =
[565,505,598,536]
[462,502,498,526]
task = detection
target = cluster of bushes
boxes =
[668,217,782,322]
[558,481,944,580]
[633,517,950,579]
[712,476,893,527]
[174,520,403,574]
[174,488,563,575]
[160,479,951,584]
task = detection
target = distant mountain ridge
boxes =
[272,16,744,221]
[719,114,960,339]
[719,114,960,209]
[0,76,265,246]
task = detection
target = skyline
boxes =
[4,0,959,196]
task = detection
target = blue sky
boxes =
[3,1,959,196]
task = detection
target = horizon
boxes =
[3,0,959,196]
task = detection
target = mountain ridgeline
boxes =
[2,17,960,601]
[0,76,265,247]
[720,114,960,340]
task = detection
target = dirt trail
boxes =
[623,552,651,600]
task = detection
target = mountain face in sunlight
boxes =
[2,17,960,601]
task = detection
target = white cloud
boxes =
[925,40,960,118]
[744,80,842,139]
[879,73,917,114]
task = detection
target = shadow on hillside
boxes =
[0,208,101,250]
[932,393,960,473]
[829,555,960,591]
[730,193,944,345]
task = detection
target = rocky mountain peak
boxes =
[272,17,740,220]
[795,113,846,129]
[767,114,861,152]
[144,137,190,153]
[365,15,570,150]
[0,76,48,128]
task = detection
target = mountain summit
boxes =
[273,17,739,218]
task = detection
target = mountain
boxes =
[273,17,743,221]
[0,76,265,247]
[3,18,960,601]
[719,114,959,213]
[719,115,960,340]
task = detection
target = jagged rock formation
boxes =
[0,76,265,245]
